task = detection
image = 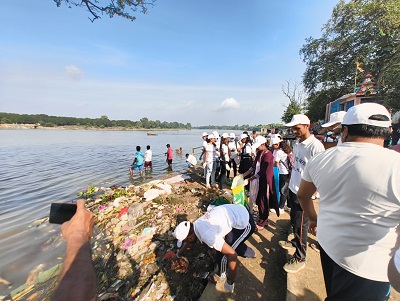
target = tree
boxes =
[281,81,305,123]
[54,0,156,22]
[300,0,400,120]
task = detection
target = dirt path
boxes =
[199,203,400,301]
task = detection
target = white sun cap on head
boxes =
[222,133,229,138]
[342,103,391,128]
[230,133,235,138]
[212,131,220,137]
[208,134,216,139]
[285,114,310,127]
[269,136,283,146]
[201,132,208,137]
[240,133,248,140]
[251,136,267,151]
[173,221,190,248]
[322,111,347,128]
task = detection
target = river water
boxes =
[0,128,223,295]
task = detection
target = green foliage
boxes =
[77,184,97,198]
[100,188,129,203]
[281,100,303,123]
[54,0,156,22]
[300,0,400,120]
[192,124,284,132]
[0,112,192,130]
[281,81,305,123]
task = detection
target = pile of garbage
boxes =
[3,171,225,301]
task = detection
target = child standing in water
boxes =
[144,145,152,172]
[130,146,144,176]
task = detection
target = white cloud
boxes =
[217,98,240,111]
[65,65,84,81]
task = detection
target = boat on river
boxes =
[147,132,158,136]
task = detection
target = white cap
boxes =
[322,111,347,128]
[208,134,216,139]
[269,136,283,146]
[221,133,229,139]
[201,132,208,137]
[240,133,248,140]
[285,114,310,127]
[212,131,220,137]
[251,136,267,151]
[342,103,391,128]
[173,221,190,248]
[229,133,235,139]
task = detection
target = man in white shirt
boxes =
[279,114,325,273]
[172,204,256,293]
[298,103,400,300]
[185,153,197,167]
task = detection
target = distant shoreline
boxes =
[0,124,191,131]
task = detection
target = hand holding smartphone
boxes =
[49,202,77,224]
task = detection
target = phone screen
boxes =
[49,202,77,224]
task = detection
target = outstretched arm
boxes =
[53,200,96,301]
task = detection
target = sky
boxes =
[0,0,339,126]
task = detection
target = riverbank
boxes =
[0,167,221,300]
[0,124,191,131]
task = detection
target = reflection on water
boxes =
[0,128,209,294]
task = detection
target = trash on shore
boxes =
[10,169,230,301]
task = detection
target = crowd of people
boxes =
[55,103,400,300]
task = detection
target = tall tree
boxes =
[281,81,305,123]
[54,0,156,22]
[300,0,400,119]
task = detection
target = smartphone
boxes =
[49,202,77,224]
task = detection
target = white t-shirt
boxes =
[274,149,289,175]
[186,154,197,166]
[193,204,249,252]
[289,135,324,194]
[144,149,152,162]
[302,142,400,282]
[221,144,229,162]
[205,143,217,162]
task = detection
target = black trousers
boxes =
[288,190,308,261]
[228,159,237,178]
[320,245,391,301]
[215,211,256,276]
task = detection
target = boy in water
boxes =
[144,145,152,172]
[130,146,144,176]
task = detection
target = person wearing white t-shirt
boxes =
[228,133,238,179]
[204,134,217,189]
[185,153,197,167]
[144,145,152,171]
[172,204,256,293]
[219,133,230,190]
[279,114,325,274]
[272,138,292,213]
[298,103,400,300]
